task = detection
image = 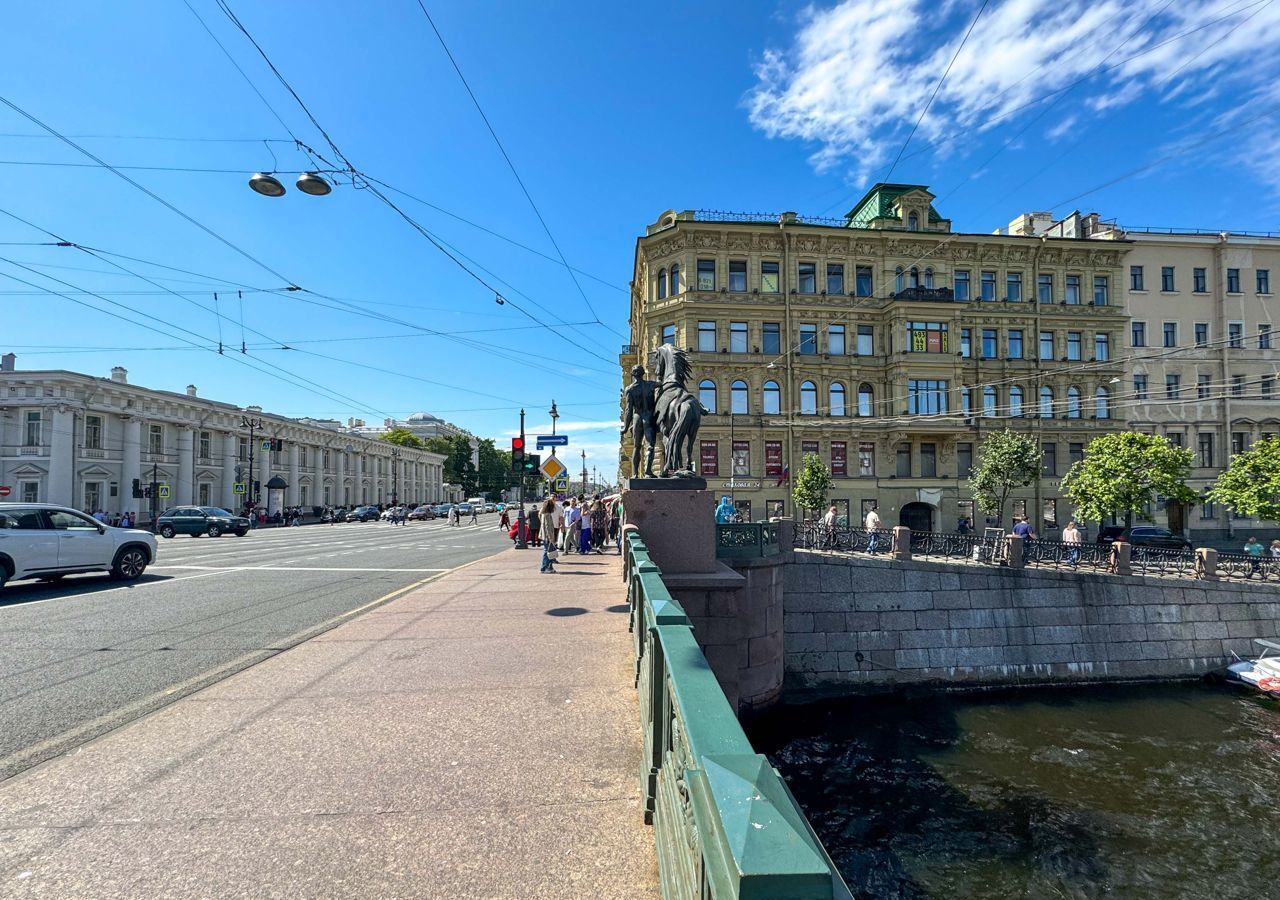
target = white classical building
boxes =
[0,356,448,521]
[347,412,480,467]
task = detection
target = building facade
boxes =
[0,356,448,521]
[623,185,1129,535]
[347,412,480,468]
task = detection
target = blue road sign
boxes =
[536,434,568,448]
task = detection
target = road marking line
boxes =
[150,565,450,573]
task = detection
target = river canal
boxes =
[750,683,1280,899]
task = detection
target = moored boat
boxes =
[1226,639,1280,696]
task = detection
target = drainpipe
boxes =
[1033,235,1046,531]
[780,214,794,518]
[1217,233,1233,540]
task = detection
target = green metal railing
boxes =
[714,522,782,561]
[623,531,852,899]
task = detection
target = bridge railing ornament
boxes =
[1214,550,1280,581]
[714,522,781,560]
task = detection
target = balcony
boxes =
[890,287,955,302]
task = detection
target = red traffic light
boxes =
[512,437,525,452]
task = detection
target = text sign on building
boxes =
[233,482,247,494]
[721,480,761,490]
[540,455,567,480]
[535,435,568,449]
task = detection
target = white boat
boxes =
[1226,639,1280,696]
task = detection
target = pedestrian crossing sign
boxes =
[540,455,567,480]
[157,484,170,499]
[553,475,569,493]
[233,482,247,494]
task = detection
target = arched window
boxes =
[895,266,904,293]
[983,385,997,417]
[668,263,680,296]
[731,379,748,415]
[800,381,817,415]
[657,268,667,300]
[829,382,846,417]
[910,266,920,288]
[1095,386,1110,419]
[1040,386,1054,418]
[1067,386,1081,419]
[907,211,919,231]
[1009,385,1023,418]
[762,380,781,415]
[699,379,717,414]
[924,267,934,289]
[857,383,873,417]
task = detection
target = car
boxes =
[1096,525,1192,550]
[346,505,381,523]
[456,502,473,516]
[408,505,435,521]
[0,503,157,589]
[156,506,251,538]
[484,503,496,513]
[433,504,454,518]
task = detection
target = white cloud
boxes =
[746,0,1280,187]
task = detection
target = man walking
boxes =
[864,504,882,553]
[1012,515,1036,564]
[469,503,479,526]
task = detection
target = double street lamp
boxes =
[240,415,263,510]
[248,171,333,198]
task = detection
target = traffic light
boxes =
[511,437,525,472]
[131,478,142,499]
[273,438,284,452]
[523,452,540,473]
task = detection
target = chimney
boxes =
[110,366,127,384]
[0,352,15,372]
[186,385,198,397]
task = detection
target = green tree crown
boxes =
[1208,436,1280,522]
[791,453,832,518]
[968,429,1039,526]
[1061,432,1197,527]
[379,427,424,449]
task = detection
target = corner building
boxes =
[623,185,1128,533]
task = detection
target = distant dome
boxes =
[406,412,442,424]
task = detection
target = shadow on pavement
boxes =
[0,573,178,608]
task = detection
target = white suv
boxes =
[0,503,158,589]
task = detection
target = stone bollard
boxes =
[1006,534,1024,569]
[1112,541,1132,575]
[773,516,795,552]
[1196,547,1218,581]
[891,525,912,561]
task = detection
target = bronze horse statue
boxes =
[652,343,705,476]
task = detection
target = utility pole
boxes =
[149,460,158,529]
[390,446,401,509]
[581,449,587,497]
[241,414,262,514]
[515,409,527,549]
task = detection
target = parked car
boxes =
[156,506,251,538]
[0,503,157,588]
[1096,525,1192,550]
[347,505,381,523]
[408,505,435,521]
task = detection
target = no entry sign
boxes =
[0,486,10,497]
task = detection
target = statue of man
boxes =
[621,364,658,478]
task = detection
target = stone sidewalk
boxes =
[0,549,658,899]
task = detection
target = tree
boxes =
[379,427,424,449]
[969,429,1040,527]
[1208,436,1280,522]
[1061,432,1197,529]
[422,434,477,495]
[791,453,832,519]
[475,438,516,497]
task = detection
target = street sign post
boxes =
[553,475,569,494]
[535,434,568,449]
[540,455,567,481]
[233,482,247,495]
[0,486,10,497]
[260,439,272,452]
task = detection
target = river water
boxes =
[749,683,1280,899]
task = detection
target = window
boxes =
[698,321,716,352]
[799,324,817,355]
[729,260,747,293]
[83,482,102,513]
[1163,322,1177,348]
[896,443,912,477]
[1009,329,1024,359]
[1066,274,1081,305]
[960,328,972,358]
[895,266,904,293]
[1194,267,1207,292]
[732,441,750,476]
[657,268,667,300]
[1260,324,1272,349]
[802,440,819,458]
[1069,442,1084,466]
[829,382,846,416]
[1094,333,1110,361]
[1039,331,1054,360]
[1042,442,1057,476]
[1130,265,1145,291]
[697,259,715,291]
[907,211,919,231]
[1232,432,1248,455]
[798,261,816,293]
[1197,374,1211,399]
[983,386,997,417]
[762,381,781,415]
[1009,385,1024,418]
[731,380,748,414]
[855,266,873,297]
[1229,321,1243,348]
[907,380,948,415]
[1260,269,1271,294]
[955,270,970,301]
[1201,500,1216,520]
[669,264,680,295]
[766,499,785,520]
[700,440,719,477]
[730,321,747,353]
[198,483,211,506]
[1166,374,1181,399]
[1198,432,1214,467]
[238,436,248,461]
[980,271,996,301]
[1263,374,1275,398]
[1162,266,1175,292]
[960,386,972,417]
[857,383,873,417]
[858,442,875,477]
[1093,275,1109,305]
[764,441,783,478]
[23,410,40,446]
[199,430,211,459]
[1232,375,1245,397]
[1038,273,1053,304]
[1067,332,1081,360]
[1066,386,1082,418]
[1228,268,1241,293]
[1095,387,1110,419]
[20,482,38,503]
[699,380,717,413]
[763,322,780,355]
[661,324,676,346]
[920,442,937,477]
[924,267,934,288]
[982,328,997,359]
[83,415,102,450]
[1039,386,1054,418]
[958,442,973,478]
[828,324,846,356]
[800,381,817,415]
[856,325,873,356]
[831,441,847,476]
[1194,322,1209,347]
[1132,321,1146,347]
[908,321,950,353]
[1006,272,1023,301]
[1134,375,1148,401]
[148,424,163,455]
[761,261,780,293]
[826,263,844,295]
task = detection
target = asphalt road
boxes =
[0,514,518,781]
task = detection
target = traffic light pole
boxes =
[515,409,527,549]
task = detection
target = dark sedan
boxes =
[1096,525,1192,550]
[407,505,436,521]
[346,505,381,523]
[156,506,250,538]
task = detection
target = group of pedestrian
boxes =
[88,510,139,528]
[535,494,623,574]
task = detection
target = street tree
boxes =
[1061,432,1197,529]
[379,427,424,449]
[791,453,832,520]
[969,429,1039,527]
[1208,436,1280,522]
[423,435,478,495]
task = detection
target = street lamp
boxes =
[240,415,263,511]
[248,173,286,197]
[248,171,332,198]
[390,446,401,508]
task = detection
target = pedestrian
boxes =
[591,496,607,553]
[612,496,624,554]
[448,505,458,527]
[567,498,583,554]
[527,505,541,546]
[469,504,479,526]
[539,498,559,574]
[715,496,735,524]
[500,508,511,531]
[1063,520,1082,566]
[957,517,971,535]
[821,505,838,548]
[1245,535,1264,574]
[864,504,882,553]
[1270,538,1280,559]
[1012,515,1036,564]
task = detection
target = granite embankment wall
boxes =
[784,549,1280,692]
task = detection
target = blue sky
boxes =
[3,0,1278,479]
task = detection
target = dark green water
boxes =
[749,684,1280,899]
